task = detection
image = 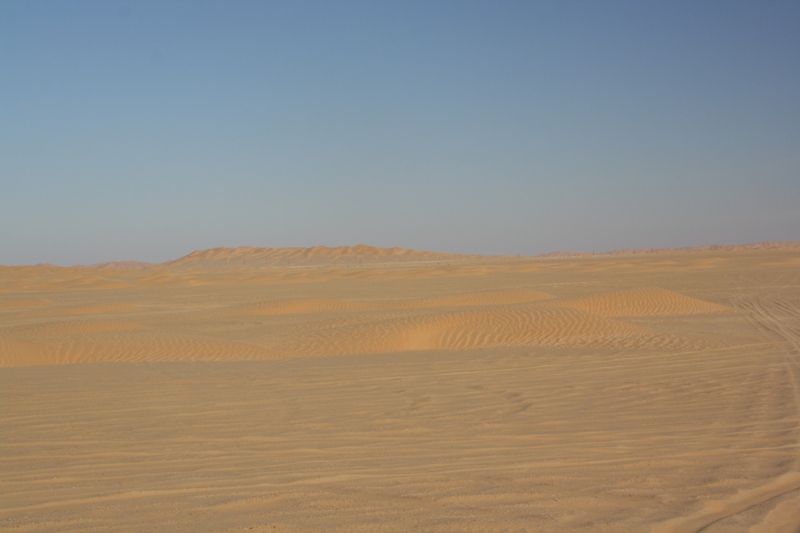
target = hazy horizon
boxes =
[5,240,800,269]
[3,0,799,266]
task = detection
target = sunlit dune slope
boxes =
[282,306,688,357]
[554,287,731,317]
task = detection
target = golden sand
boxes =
[2,247,800,531]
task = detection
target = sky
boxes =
[2,0,799,265]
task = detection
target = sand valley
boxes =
[2,245,800,532]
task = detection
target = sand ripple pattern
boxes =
[0,334,276,366]
[555,288,730,317]
[0,288,715,365]
[214,291,555,318]
[231,298,375,316]
[0,296,53,309]
[8,320,145,336]
[0,281,731,366]
[16,302,144,318]
[0,336,48,366]
[390,290,556,309]
[285,306,684,356]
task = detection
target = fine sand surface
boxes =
[2,247,800,531]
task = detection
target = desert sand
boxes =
[2,245,800,532]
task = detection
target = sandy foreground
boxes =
[2,248,800,532]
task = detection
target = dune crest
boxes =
[81,261,156,270]
[163,244,485,269]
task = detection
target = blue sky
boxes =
[2,0,799,265]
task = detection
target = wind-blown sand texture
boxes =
[2,246,800,532]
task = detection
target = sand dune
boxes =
[2,247,800,532]
[2,302,691,365]
[83,260,156,270]
[283,306,688,357]
[164,244,486,269]
[555,287,731,317]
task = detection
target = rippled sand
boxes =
[2,248,800,531]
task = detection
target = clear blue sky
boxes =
[2,0,799,265]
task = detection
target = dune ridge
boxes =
[163,244,486,269]
[82,261,156,270]
[5,240,799,272]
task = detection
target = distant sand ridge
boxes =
[71,240,800,270]
[160,244,487,269]
[2,245,800,531]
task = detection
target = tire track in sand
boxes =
[650,283,800,533]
